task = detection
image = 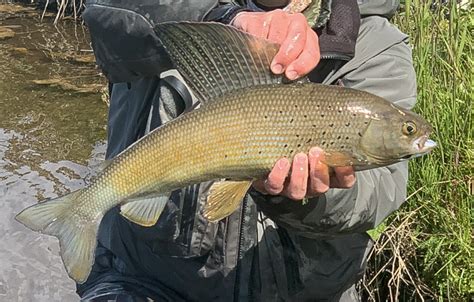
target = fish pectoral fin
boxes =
[98,159,113,171]
[203,180,252,222]
[120,194,170,227]
[323,151,359,167]
[15,189,99,284]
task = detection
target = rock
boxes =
[32,78,104,94]
[0,26,15,40]
[11,47,28,55]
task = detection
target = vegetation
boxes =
[364,1,473,300]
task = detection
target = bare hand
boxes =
[232,9,320,80]
[253,147,356,201]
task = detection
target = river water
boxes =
[0,5,107,301]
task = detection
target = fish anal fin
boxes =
[15,189,99,283]
[203,180,252,222]
[120,194,169,227]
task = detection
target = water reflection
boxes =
[0,7,107,301]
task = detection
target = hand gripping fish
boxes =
[16,22,436,283]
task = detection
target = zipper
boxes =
[320,52,353,61]
[233,197,248,301]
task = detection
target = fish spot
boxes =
[346,136,349,140]
[303,115,307,118]
[322,141,326,146]
[358,132,363,137]
[224,154,228,158]
[345,122,350,127]
[290,118,294,123]
[322,131,326,135]
[289,149,294,153]
[340,145,345,149]
[279,110,283,114]
[330,141,334,145]
[312,124,317,128]
[284,144,288,148]
[364,121,369,125]
[320,114,325,118]
[296,134,300,138]
[259,151,262,154]
[297,144,301,147]
[338,109,343,113]
[306,138,312,143]
[294,104,298,108]
[337,135,341,140]
[329,123,334,128]
[264,115,268,119]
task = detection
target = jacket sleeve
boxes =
[251,16,417,237]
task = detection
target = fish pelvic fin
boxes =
[15,190,99,284]
[154,22,285,104]
[120,194,170,227]
[203,180,252,222]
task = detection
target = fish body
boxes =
[15,22,436,284]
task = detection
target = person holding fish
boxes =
[16,0,433,301]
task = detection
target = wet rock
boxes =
[32,78,104,94]
[0,4,35,14]
[11,47,28,55]
[0,26,15,40]
[68,53,96,64]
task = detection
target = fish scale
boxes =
[90,84,375,211]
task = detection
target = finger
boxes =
[285,29,320,79]
[267,10,290,45]
[332,166,356,188]
[232,12,249,30]
[307,147,330,195]
[252,179,268,194]
[263,158,290,195]
[271,14,307,77]
[284,153,309,200]
[253,12,273,39]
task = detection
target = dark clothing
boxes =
[80,1,415,301]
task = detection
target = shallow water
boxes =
[0,6,107,301]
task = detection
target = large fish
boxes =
[15,22,436,283]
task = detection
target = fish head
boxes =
[359,103,436,165]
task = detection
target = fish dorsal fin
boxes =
[203,180,252,222]
[120,194,170,227]
[154,22,284,104]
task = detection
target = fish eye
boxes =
[402,121,417,136]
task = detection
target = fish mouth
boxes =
[410,135,437,158]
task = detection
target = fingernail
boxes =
[277,158,289,169]
[309,148,321,158]
[286,70,298,80]
[295,153,306,163]
[271,63,283,74]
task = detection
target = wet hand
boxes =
[232,9,320,80]
[253,147,356,201]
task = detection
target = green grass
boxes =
[364,1,473,300]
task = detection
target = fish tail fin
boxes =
[15,190,99,283]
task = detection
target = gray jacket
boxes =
[79,1,416,301]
